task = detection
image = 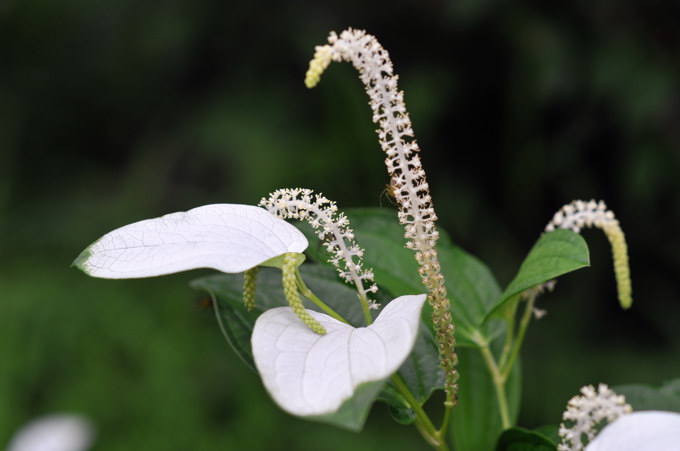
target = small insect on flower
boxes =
[379,177,399,207]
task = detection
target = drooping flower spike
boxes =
[260,188,379,322]
[306,28,458,406]
[546,200,632,309]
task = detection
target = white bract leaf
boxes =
[586,411,680,451]
[75,204,308,278]
[252,294,427,417]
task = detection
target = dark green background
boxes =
[1,1,679,449]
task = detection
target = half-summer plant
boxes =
[75,28,678,450]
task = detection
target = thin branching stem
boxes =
[479,345,511,429]
[501,293,536,379]
[294,270,350,324]
[390,374,450,451]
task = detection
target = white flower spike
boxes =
[74,204,308,278]
[558,383,632,451]
[586,411,680,451]
[252,294,427,417]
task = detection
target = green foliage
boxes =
[486,229,590,322]
[4,2,679,448]
[614,378,680,413]
[192,208,597,448]
[451,348,522,451]
[192,262,444,431]
[494,428,556,451]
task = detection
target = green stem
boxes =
[390,375,450,451]
[479,345,511,429]
[295,269,447,449]
[356,289,373,325]
[295,270,349,324]
[497,298,518,370]
[500,293,536,379]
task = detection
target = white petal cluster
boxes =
[260,188,378,303]
[558,384,632,451]
[546,200,616,234]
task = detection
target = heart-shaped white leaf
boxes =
[252,294,427,417]
[74,204,308,278]
[587,411,680,451]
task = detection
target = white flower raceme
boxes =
[306,28,459,406]
[74,204,308,278]
[259,188,379,310]
[545,199,632,309]
[252,294,427,417]
[558,384,633,451]
[586,410,680,450]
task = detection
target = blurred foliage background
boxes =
[1,0,679,449]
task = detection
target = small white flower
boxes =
[74,204,308,278]
[252,294,427,417]
[558,384,632,451]
[586,411,680,451]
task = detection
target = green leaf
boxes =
[338,209,426,295]
[309,380,387,431]
[332,208,503,347]
[380,324,445,424]
[190,272,260,370]
[437,242,504,346]
[614,378,680,412]
[485,229,590,322]
[495,427,557,451]
[191,264,372,370]
[450,346,522,451]
[192,262,443,428]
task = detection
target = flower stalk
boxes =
[260,188,378,324]
[306,28,459,406]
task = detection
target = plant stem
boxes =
[479,345,511,429]
[500,293,536,379]
[390,374,450,451]
[295,270,349,324]
[497,298,519,370]
[356,289,374,325]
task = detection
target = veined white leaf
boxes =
[74,204,308,278]
[587,411,680,450]
[252,294,427,417]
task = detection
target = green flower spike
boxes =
[546,200,633,309]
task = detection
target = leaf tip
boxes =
[71,247,93,273]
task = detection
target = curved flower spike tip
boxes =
[586,411,680,451]
[74,204,308,278]
[252,294,427,418]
